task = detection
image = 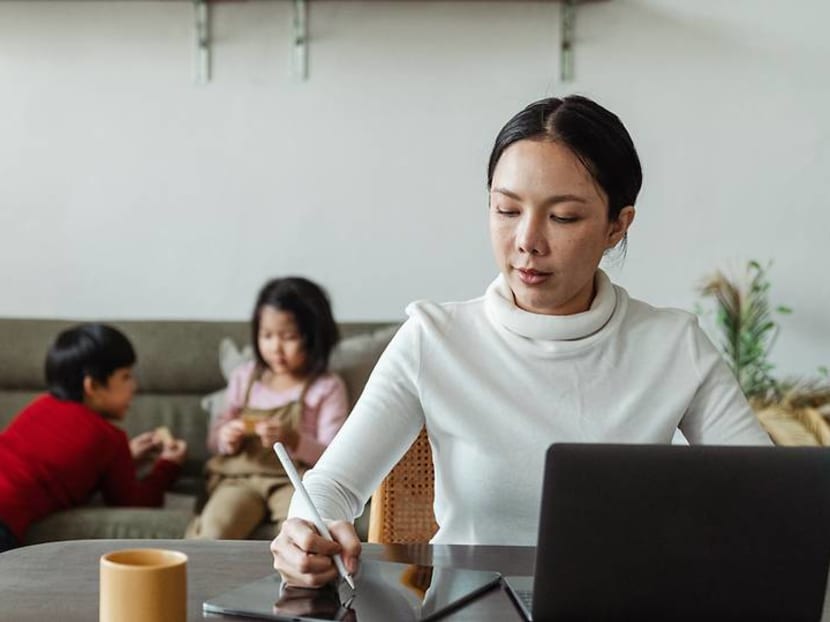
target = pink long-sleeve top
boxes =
[207,361,349,467]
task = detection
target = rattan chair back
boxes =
[367,427,438,543]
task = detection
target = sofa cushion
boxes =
[119,394,211,480]
[330,325,400,409]
[25,506,192,543]
[0,390,40,431]
[200,337,253,421]
[0,319,251,394]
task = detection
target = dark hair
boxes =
[45,323,136,402]
[487,95,643,227]
[251,277,339,378]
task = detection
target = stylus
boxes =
[273,442,356,591]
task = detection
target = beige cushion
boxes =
[330,325,399,409]
[200,338,253,421]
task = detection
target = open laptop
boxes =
[504,444,830,621]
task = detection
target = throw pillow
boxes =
[330,325,399,409]
[219,337,254,379]
[200,338,254,422]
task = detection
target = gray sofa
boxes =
[0,318,398,544]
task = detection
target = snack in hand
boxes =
[241,412,268,435]
[154,426,175,445]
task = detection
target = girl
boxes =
[187,277,349,539]
[270,95,772,587]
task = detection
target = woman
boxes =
[270,95,771,586]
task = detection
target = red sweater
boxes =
[0,394,180,541]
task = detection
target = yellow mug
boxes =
[100,548,187,622]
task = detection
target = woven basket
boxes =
[755,405,830,446]
[368,427,438,544]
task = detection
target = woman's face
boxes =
[489,139,634,316]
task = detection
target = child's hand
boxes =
[129,431,161,462]
[255,419,299,450]
[218,419,246,455]
[153,426,175,445]
[159,439,187,465]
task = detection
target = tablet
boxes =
[203,559,501,621]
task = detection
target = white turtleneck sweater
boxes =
[289,271,771,546]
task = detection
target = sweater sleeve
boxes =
[288,318,424,524]
[679,321,772,446]
[207,363,251,454]
[291,375,349,467]
[99,430,181,507]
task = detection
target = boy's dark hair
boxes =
[45,324,137,402]
[252,277,339,378]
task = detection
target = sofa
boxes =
[0,318,398,544]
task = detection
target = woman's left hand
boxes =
[255,419,299,450]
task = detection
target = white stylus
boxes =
[273,442,356,590]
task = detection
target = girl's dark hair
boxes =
[487,95,643,225]
[251,277,339,378]
[45,323,136,402]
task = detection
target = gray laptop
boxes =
[504,443,830,621]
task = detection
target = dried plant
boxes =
[776,379,830,411]
[698,261,791,402]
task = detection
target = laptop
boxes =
[504,443,830,621]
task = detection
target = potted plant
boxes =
[697,260,830,445]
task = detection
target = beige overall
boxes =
[186,373,307,539]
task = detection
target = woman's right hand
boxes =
[217,419,246,455]
[271,518,362,588]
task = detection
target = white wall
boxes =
[0,0,827,377]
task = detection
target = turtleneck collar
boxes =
[484,269,617,341]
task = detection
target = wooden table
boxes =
[0,539,535,621]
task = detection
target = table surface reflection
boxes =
[0,539,534,621]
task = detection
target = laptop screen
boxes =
[528,444,830,621]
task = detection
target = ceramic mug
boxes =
[99,548,187,622]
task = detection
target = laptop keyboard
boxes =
[515,588,533,610]
[503,576,534,620]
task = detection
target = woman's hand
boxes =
[129,431,160,462]
[159,439,188,465]
[217,419,246,455]
[271,518,361,588]
[255,418,299,450]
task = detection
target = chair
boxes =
[367,427,439,543]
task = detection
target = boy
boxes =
[0,323,187,552]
